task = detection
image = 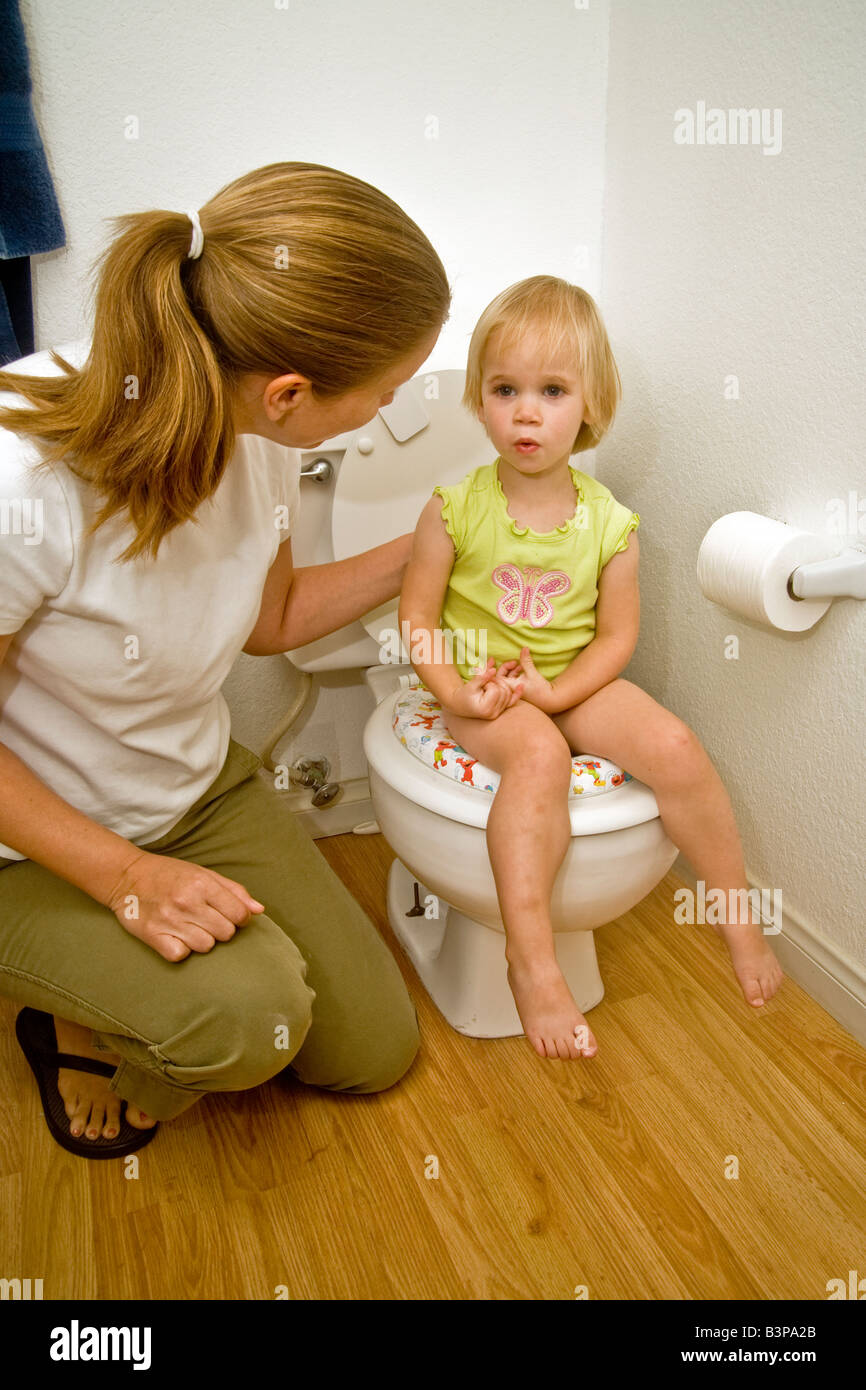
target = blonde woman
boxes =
[0,161,449,1158]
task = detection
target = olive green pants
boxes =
[0,739,420,1120]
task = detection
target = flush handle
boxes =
[300,458,332,483]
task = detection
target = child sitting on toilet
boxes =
[398,275,783,1061]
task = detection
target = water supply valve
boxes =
[289,755,342,807]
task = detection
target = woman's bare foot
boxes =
[53,1017,158,1141]
[506,956,598,1059]
[712,919,784,1006]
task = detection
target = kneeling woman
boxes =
[0,160,449,1157]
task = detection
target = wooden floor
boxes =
[1,830,865,1301]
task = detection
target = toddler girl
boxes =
[399,276,783,1061]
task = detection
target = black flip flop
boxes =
[15,1007,159,1159]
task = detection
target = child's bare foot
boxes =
[506,956,598,1059]
[54,1017,158,1140]
[711,919,784,1007]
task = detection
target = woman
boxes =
[0,161,450,1158]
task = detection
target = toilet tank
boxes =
[283,432,383,672]
[285,368,496,673]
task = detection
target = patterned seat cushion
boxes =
[391,684,633,797]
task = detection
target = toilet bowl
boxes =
[286,369,680,1037]
[362,673,678,1035]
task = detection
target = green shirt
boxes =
[432,458,639,682]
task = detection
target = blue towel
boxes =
[0,0,66,363]
[0,0,66,259]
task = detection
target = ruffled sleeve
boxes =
[598,497,640,579]
[432,483,465,557]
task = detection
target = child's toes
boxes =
[761,963,783,1001]
[741,958,784,1007]
[743,975,767,1006]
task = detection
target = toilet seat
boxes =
[364,689,665,836]
[393,685,631,798]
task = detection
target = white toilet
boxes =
[285,370,679,1038]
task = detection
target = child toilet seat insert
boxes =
[392,684,633,798]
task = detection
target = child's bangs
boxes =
[492,305,588,380]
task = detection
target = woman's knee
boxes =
[337,1005,421,1094]
[291,974,421,1096]
[154,940,317,1094]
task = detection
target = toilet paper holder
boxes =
[787,545,866,602]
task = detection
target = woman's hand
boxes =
[509,647,558,714]
[444,658,524,721]
[105,851,266,962]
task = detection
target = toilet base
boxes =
[386,858,604,1038]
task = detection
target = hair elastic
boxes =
[186,210,204,260]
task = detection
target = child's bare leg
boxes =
[648,756,784,1005]
[553,680,784,1008]
[441,702,598,1059]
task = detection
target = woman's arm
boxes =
[0,631,145,901]
[244,532,414,655]
[0,738,146,902]
[0,632,264,961]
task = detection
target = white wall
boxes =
[599,0,866,967]
[19,0,865,976]
[21,0,610,783]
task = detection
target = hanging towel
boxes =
[0,0,66,361]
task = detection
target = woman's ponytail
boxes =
[0,162,451,562]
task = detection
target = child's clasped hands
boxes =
[449,648,557,720]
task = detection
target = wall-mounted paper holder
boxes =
[787,545,866,602]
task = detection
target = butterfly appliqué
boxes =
[491,563,571,627]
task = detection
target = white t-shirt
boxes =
[0,344,300,861]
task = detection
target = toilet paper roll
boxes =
[697,511,837,632]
